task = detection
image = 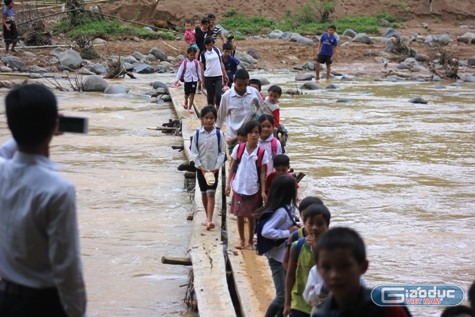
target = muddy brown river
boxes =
[0,72,473,317]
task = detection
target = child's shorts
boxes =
[230,191,262,218]
[316,54,332,65]
[184,82,197,96]
[197,169,219,193]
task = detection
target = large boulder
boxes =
[104,84,129,94]
[342,29,357,38]
[58,50,83,69]
[295,73,314,81]
[463,74,475,82]
[300,82,320,90]
[457,32,475,44]
[151,81,168,89]
[88,63,108,75]
[82,75,109,92]
[246,48,261,60]
[251,76,270,86]
[135,64,155,74]
[383,28,399,39]
[149,47,168,61]
[2,55,25,71]
[120,55,138,64]
[234,51,257,64]
[269,29,284,39]
[353,33,372,44]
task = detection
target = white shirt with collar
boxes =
[190,126,226,170]
[202,47,223,77]
[217,86,263,140]
[258,135,283,176]
[0,151,87,317]
[230,144,269,195]
[175,58,201,83]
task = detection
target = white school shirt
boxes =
[231,144,269,195]
[0,152,87,317]
[0,138,17,159]
[258,135,282,176]
[217,86,263,140]
[175,59,201,83]
[190,127,226,170]
[262,205,296,262]
[202,47,223,77]
[303,265,366,308]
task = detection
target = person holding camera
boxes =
[0,84,87,317]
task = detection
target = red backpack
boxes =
[179,59,199,82]
[234,143,265,183]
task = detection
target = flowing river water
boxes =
[0,72,474,317]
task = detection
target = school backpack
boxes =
[255,206,296,255]
[293,237,306,261]
[200,47,222,71]
[179,59,199,82]
[234,143,265,180]
[190,127,223,152]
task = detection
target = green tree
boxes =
[299,0,335,23]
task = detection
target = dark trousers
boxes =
[204,76,223,107]
[0,280,67,317]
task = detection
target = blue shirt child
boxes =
[319,32,337,57]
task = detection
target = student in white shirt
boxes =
[175,46,201,113]
[200,36,228,108]
[216,68,263,151]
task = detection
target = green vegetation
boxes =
[221,9,393,36]
[53,18,164,40]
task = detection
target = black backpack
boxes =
[255,206,295,255]
[200,47,222,71]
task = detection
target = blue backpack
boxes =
[189,127,226,161]
[256,206,296,256]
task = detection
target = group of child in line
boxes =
[187,67,411,317]
[175,14,239,112]
[189,67,284,233]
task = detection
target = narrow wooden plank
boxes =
[226,200,275,317]
[168,85,236,316]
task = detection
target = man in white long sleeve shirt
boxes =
[216,68,263,148]
[0,84,87,317]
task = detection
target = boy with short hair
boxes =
[265,154,297,193]
[285,204,331,317]
[257,85,281,130]
[312,227,412,317]
[249,78,265,100]
[217,68,263,148]
[222,42,239,88]
[315,25,338,81]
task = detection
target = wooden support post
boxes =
[161,256,192,266]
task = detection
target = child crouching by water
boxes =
[226,120,268,249]
[190,106,225,230]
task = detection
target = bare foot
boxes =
[235,240,246,250]
[245,243,255,250]
[10,48,16,53]
[188,109,194,114]
[201,222,207,227]
[206,222,215,231]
